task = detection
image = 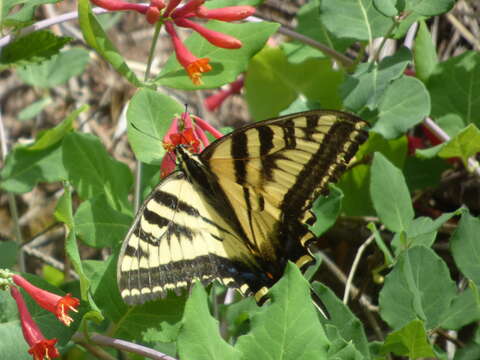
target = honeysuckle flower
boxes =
[205,76,244,111]
[11,286,60,360]
[174,18,242,49]
[90,0,255,85]
[165,21,212,85]
[13,275,80,327]
[160,112,222,176]
[194,5,255,21]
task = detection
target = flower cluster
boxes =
[91,0,255,85]
[1,271,80,360]
[161,112,223,176]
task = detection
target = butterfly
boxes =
[117,110,368,307]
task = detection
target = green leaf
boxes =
[320,0,394,42]
[370,152,413,232]
[404,0,455,16]
[312,283,371,359]
[438,124,480,168]
[380,319,435,358]
[55,185,103,321]
[77,0,141,86]
[0,143,67,193]
[310,185,343,236]
[236,263,330,359]
[379,246,456,330]
[28,105,86,151]
[246,47,343,121]
[74,194,132,248]
[342,47,411,112]
[156,21,279,89]
[415,143,445,159]
[113,292,187,344]
[177,283,240,360]
[373,0,398,17]
[339,134,407,216]
[62,132,133,212]
[326,325,365,360]
[283,0,352,63]
[440,285,480,330]
[404,156,448,191]
[428,51,480,126]
[1,0,61,28]
[401,210,459,249]
[83,256,128,323]
[18,97,52,121]
[0,30,71,68]
[0,241,18,267]
[413,20,438,82]
[17,48,90,88]
[450,211,480,284]
[127,89,184,164]
[373,76,431,139]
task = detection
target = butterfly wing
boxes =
[117,171,268,305]
[200,110,368,268]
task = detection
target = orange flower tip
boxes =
[186,58,212,85]
[28,339,60,360]
[56,294,80,326]
[195,5,256,21]
[146,7,161,24]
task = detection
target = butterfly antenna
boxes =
[130,122,162,142]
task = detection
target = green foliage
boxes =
[379,246,456,330]
[246,48,343,120]
[1,0,61,28]
[77,0,142,87]
[0,30,71,69]
[17,48,90,88]
[380,320,435,358]
[127,89,184,164]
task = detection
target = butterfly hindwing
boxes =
[117,171,267,305]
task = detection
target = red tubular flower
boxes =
[13,275,79,327]
[205,77,244,111]
[195,5,255,21]
[165,21,212,85]
[174,18,242,49]
[146,7,161,24]
[164,0,183,16]
[171,0,205,18]
[150,0,165,9]
[11,287,60,360]
[192,115,223,139]
[91,0,148,13]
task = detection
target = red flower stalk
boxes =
[195,5,255,21]
[11,287,60,360]
[205,77,244,111]
[91,0,148,13]
[165,21,212,85]
[174,18,242,49]
[13,275,79,327]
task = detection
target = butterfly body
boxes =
[118,110,368,305]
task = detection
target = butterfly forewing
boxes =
[201,110,368,256]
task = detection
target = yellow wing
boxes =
[117,171,268,305]
[200,110,368,265]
